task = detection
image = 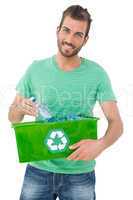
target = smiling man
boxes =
[8,5,123,200]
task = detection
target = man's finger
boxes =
[72,153,88,161]
[69,140,83,150]
[25,99,36,107]
[22,108,37,116]
[17,103,37,116]
[67,148,81,160]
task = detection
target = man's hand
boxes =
[8,95,37,123]
[67,102,123,161]
[67,139,105,161]
[13,97,37,116]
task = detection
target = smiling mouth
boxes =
[63,44,74,50]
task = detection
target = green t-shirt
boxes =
[16,55,116,174]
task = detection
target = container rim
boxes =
[12,116,99,128]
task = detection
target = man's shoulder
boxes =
[27,55,53,72]
[32,55,53,66]
[84,57,107,74]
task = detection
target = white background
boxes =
[0,0,132,199]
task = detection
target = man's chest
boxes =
[31,70,98,109]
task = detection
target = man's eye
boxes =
[75,33,83,38]
[62,28,69,33]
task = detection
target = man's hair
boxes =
[59,5,92,37]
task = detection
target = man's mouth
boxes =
[63,42,75,49]
[64,44,73,49]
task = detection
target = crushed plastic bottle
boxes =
[66,114,82,121]
[53,113,82,122]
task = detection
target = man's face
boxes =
[57,16,89,57]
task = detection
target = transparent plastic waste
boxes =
[30,97,52,121]
[30,97,83,122]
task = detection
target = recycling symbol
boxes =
[45,129,69,153]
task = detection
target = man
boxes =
[8,5,123,200]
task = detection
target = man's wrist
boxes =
[98,137,108,151]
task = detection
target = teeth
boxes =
[64,44,72,49]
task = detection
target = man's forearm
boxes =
[8,104,24,123]
[100,119,123,150]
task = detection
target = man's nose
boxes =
[65,34,75,44]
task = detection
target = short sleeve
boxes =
[16,62,34,98]
[96,69,117,103]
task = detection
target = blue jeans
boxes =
[20,164,96,200]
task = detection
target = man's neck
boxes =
[55,52,81,71]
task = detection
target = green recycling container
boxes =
[12,117,99,163]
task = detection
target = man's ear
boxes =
[83,35,89,46]
[56,26,60,34]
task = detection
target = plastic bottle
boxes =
[30,97,52,121]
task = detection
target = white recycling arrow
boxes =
[46,130,69,151]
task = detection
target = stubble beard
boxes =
[57,39,84,58]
